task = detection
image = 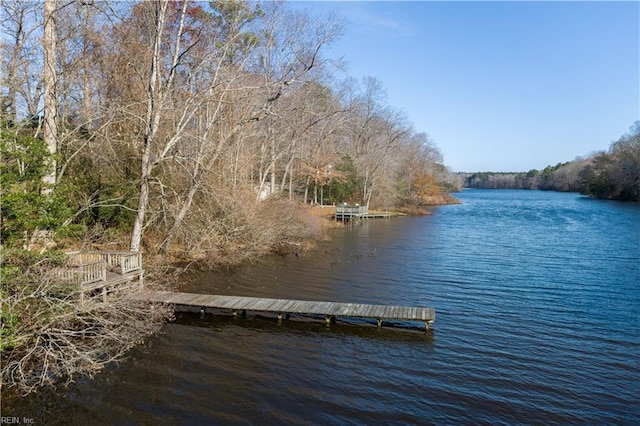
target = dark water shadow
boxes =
[172,310,435,342]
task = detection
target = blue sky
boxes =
[293,1,639,172]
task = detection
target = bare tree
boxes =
[152,1,342,255]
[128,0,167,251]
[42,0,57,189]
[344,77,410,206]
[1,0,43,121]
[274,82,345,200]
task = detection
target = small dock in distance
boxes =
[129,290,435,331]
[335,204,391,221]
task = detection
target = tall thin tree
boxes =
[42,0,57,190]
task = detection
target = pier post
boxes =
[377,319,383,327]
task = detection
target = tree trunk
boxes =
[313,181,318,205]
[289,164,294,200]
[304,175,310,204]
[158,181,199,255]
[130,0,168,252]
[270,136,276,195]
[42,0,58,190]
[6,7,25,123]
[81,5,93,131]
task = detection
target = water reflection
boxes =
[173,311,436,342]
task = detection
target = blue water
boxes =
[6,190,640,424]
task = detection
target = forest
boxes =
[1,0,461,259]
[0,0,461,395]
[463,121,640,201]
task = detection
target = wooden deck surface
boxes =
[82,270,143,292]
[129,290,435,329]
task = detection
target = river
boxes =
[5,190,640,424]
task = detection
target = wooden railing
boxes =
[66,251,102,267]
[335,204,368,221]
[53,259,105,285]
[79,260,107,284]
[101,251,142,275]
[64,251,142,278]
[336,204,368,215]
[52,250,144,304]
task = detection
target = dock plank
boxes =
[367,305,381,318]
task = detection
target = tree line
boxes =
[1,0,460,257]
[462,121,640,201]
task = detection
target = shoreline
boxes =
[156,195,461,276]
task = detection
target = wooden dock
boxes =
[56,252,435,331]
[335,204,391,221]
[53,250,144,303]
[129,290,435,330]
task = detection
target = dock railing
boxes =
[102,251,142,275]
[52,259,106,285]
[65,251,102,267]
[64,250,142,279]
[52,251,143,303]
[335,204,368,220]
